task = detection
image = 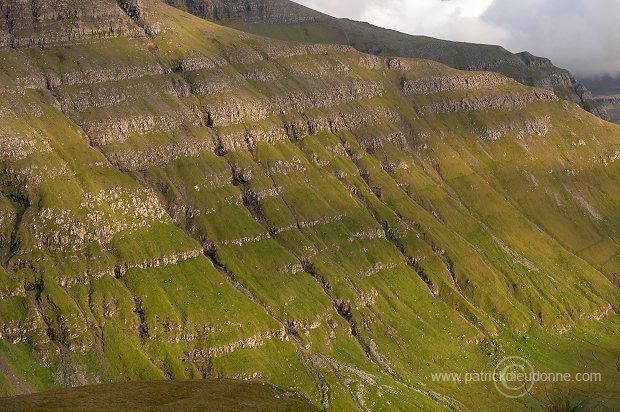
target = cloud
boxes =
[298,0,507,45]
[481,0,620,77]
[295,0,620,78]
[295,0,374,20]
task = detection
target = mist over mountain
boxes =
[581,75,620,97]
[580,74,620,123]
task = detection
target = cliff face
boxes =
[168,0,608,121]
[0,1,619,410]
[164,0,325,23]
[0,0,161,48]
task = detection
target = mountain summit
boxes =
[0,0,618,410]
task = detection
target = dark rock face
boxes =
[163,0,325,24]
[167,0,608,120]
[0,0,159,48]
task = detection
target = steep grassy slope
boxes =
[163,0,608,120]
[0,0,619,410]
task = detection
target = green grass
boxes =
[0,1,618,410]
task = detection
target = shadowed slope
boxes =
[0,379,319,411]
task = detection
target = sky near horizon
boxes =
[295,0,620,78]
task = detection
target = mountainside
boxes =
[164,0,608,121]
[0,0,619,410]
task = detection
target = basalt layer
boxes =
[0,1,619,410]
[168,0,608,121]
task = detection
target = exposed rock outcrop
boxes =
[0,0,149,49]
[421,89,558,114]
[32,187,169,251]
[402,72,508,95]
[80,108,203,146]
[479,116,551,141]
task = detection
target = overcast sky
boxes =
[295,0,620,78]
